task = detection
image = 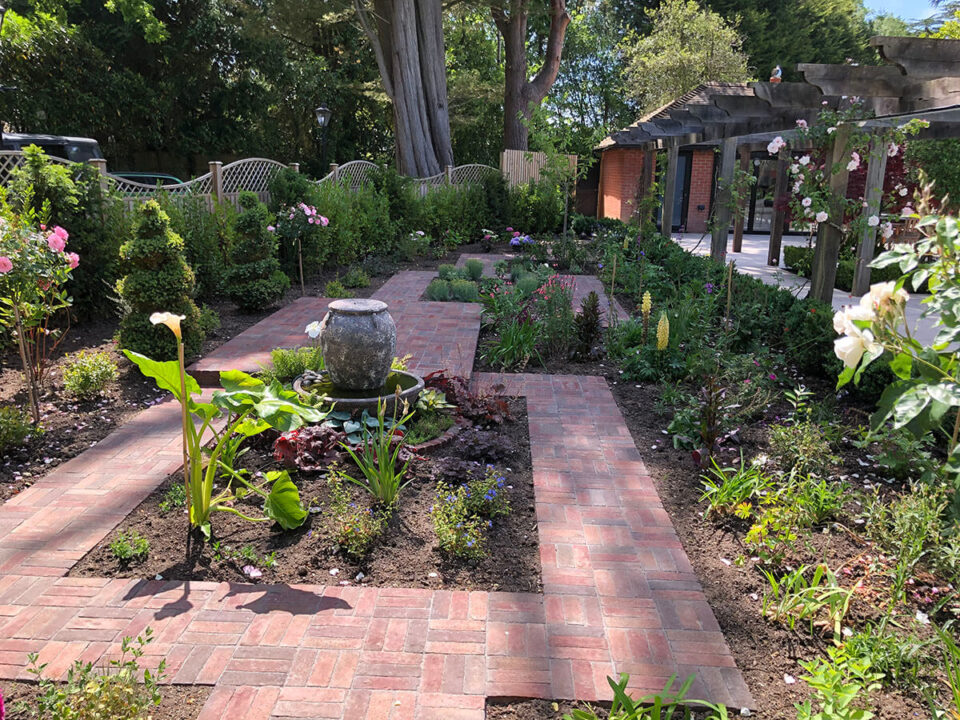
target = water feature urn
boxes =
[318,299,397,391]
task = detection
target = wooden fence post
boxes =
[767,148,790,266]
[290,163,300,173]
[445,165,453,184]
[810,125,852,303]
[88,158,108,192]
[852,137,888,296]
[711,137,738,262]
[329,163,339,182]
[732,147,750,253]
[209,161,223,204]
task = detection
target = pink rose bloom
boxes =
[506,227,513,232]
[66,252,80,269]
[53,226,69,242]
[267,225,275,232]
[320,216,329,227]
[47,234,66,253]
[0,256,11,273]
[512,231,520,237]
[307,217,315,224]
[40,224,47,231]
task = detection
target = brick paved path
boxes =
[0,266,752,717]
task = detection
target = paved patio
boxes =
[677,231,939,345]
[0,267,752,718]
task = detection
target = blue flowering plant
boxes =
[431,483,487,559]
[431,465,512,558]
[326,469,386,557]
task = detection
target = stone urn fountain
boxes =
[293,299,423,414]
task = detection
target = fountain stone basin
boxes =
[319,298,396,391]
[293,369,424,416]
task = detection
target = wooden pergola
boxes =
[599,37,960,300]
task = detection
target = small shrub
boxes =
[574,291,603,359]
[116,200,202,359]
[261,346,325,384]
[514,274,541,296]
[432,482,487,558]
[406,410,454,445]
[324,279,354,298]
[454,428,516,463]
[481,318,540,369]
[29,628,165,720]
[343,267,371,288]
[327,470,386,557]
[0,406,32,452]
[450,279,479,302]
[425,278,452,301]
[109,531,150,563]
[225,192,290,312]
[198,304,221,335]
[769,421,839,476]
[399,231,431,260]
[159,483,186,514]
[464,258,484,281]
[783,245,814,275]
[462,464,510,518]
[700,456,774,517]
[438,264,459,281]
[62,350,118,399]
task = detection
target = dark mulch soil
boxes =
[0,241,495,504]
[486,699,588,720]
[1,681,210,720]
[607,380,930,720]
[70,399,541,593]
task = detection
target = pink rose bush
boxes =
[273,202,332,286]
[0,214,78,422]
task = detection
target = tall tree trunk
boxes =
[493,0,570,151]
[355,0,453,176]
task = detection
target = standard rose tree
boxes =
[0,211,78,423]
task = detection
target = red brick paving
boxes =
[0,264,752,717]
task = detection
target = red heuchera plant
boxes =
[274,426,346,472]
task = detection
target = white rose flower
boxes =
[790,164,800,174]
[899,187,908,197]
[867,215,880,227]
[816,211,829,223]
[867,281,909,315]
[834,324,882,369]
[881,222,894,239]
[799,155,810,166]
[802,197,813,208]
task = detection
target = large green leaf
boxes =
[213,373,325,431]
[262,471,307,530]
[123,350,200,400]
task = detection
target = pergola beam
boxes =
[810,125,853,302]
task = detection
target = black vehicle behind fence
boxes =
[0,133,104,162]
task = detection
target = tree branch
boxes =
[526,0,570,103]
[354,0,394,100]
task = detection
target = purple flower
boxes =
[769,373,777,381]
[510,237,521,247]
[598,262,604,269]
[705,282,714,294]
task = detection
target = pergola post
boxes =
[767,147,790,266]
[852,137,888,296]
[810,125,852,303]
[660,145,680,237]
[732,147,750,253]
[711,137,738,262]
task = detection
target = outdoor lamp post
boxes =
[315,104,332,171]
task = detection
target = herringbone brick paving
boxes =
[0,267,752,717]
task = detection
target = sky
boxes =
[864,0,937,20]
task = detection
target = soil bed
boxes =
[71,399,541,593]
[2,681,210,720]
[0,241,495,503]
[607,380,929,720]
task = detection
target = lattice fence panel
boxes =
[319,160,379,191]
[450,164,499,185]
[221,158,287,195]
[0,151,72,187]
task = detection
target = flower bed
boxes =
[70,398,540,592]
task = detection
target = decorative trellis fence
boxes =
[0,151,501,211]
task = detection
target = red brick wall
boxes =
[685,150,715,233]
[598,148,647,222]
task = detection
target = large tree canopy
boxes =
[622,0,749,113]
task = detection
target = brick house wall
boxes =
[598,148,647,222]
[685,150,715,233]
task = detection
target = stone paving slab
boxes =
[0,263,752,717]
